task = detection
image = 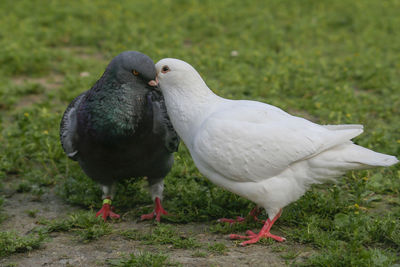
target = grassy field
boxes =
[0,0,399,266]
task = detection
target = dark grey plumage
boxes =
[60,51,179,220]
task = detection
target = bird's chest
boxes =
[80,90,150,140]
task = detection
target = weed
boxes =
[106,251,176,267]
[0,197,5,223]
[207,242,228,255]
[16,182,31,193]
[25,209,39,218]
[192,250,207,258]
[306,246,398,267]
[0,0,399,264]
[121,224,201,249]
[280,250,300,260]
[119,229,142,240]
[0,231,46,258]
[37,211,112,242]
[271,245,287,253]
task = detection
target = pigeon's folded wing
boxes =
[148,91,180,153]
[193,104,363,183]
[60,91,87,161]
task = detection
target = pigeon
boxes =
[154,58,399,246]
[60,51,179,221]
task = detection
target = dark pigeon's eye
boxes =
[161,66,170,73]
[132,70,139,76]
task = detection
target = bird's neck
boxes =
[161,83,222,148]
[81,83,148,139]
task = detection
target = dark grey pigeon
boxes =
[60,51,179,221]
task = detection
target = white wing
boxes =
[193,101,363,182]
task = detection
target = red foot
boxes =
[95,198,120,221]
[229,209,285,246]
[218,216,246,224]
[218,207,264,224]
[141,197,168,222]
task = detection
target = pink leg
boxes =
[95,197,120,221]
[218,207,263,224]
[218,216,246,224]
[230,209,285,246]
[249,207,265,224]
[140,197,169,222]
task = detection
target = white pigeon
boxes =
[154,58,399,246]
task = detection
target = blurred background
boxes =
[0,0,399,266]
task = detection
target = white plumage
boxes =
[155,58,399,245]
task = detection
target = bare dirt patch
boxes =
[12,75,64,90]
[59,46,107,62]
[0,187,313,267]
[11,74,64,110]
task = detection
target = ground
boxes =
[0,1,399,266]
[1,187,311,266]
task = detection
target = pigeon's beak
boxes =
[148,77,159,87]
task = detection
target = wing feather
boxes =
[60,91,87,161]
[193,103,363,182]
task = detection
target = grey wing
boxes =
[163,111,180,153]
[148,91,180,153]
[60,91,87,161]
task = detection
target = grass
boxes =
[37,211,113,243]
[0,0,399,265]
[0,232,46,258]
[0,211,110,259]
[25,209,39,218]
[106,251,178,267]
[207,242,228,255]
[0,197,5,224]
[120,224,201,249]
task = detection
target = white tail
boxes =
[345,144,399,167]
[304,143,398,183]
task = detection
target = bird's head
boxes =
[155,58,207,94]
[107,51,158,87]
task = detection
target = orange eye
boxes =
[161,66,170,73]
[132,70,139,76]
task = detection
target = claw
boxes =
[218,207,263,224]
[95,198,120,221]
[229,234,250,239]
[228,209,285,246]
[141,197,168,222]
[218,216,246,224]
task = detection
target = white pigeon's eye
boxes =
[161,66,170,74]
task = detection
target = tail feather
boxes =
[321,124,398,168]
[306,143,398,182]
[321,128,364,154]
[323,124,364,131]
[272,141,398,210]
[339,144,399,168]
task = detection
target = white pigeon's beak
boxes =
[148,77,159,87]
